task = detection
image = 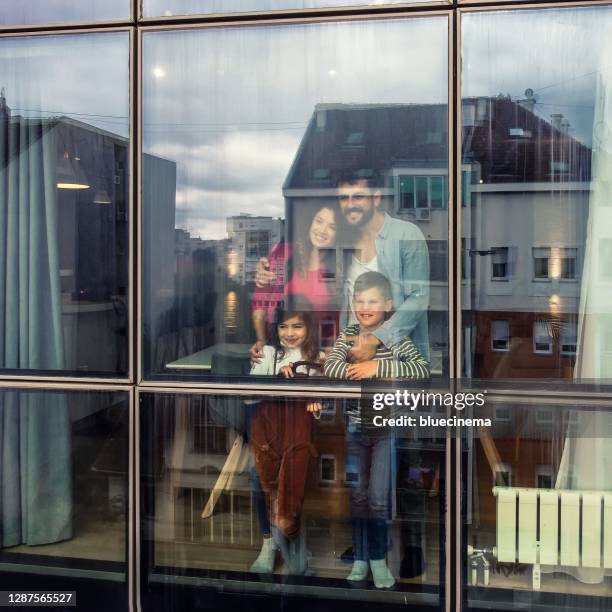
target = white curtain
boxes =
[552,45,612,584]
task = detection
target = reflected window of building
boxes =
[493,462,512,487]
[561,321,578,356]
[429,240,448,283]
[533,247,551,281]
[399,176,416,209]
[535,464,554,489]
[319,455,336,484]
[536,407,554,424]
[491,247,509,280]
[345,453,361,485]
[494,406,511,421]
[398,174,447,215]
[560,247,578,280]
[491,320,510,352]
[533,320,553,354]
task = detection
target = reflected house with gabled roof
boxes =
[461,95,591,380]
[282,97,592,379]
[283,102,450,371]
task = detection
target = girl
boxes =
[248,309,323,575]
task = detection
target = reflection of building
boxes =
[283,103,449,373]
[226,214,284,286]
[283,99,593,380]
[461,96,591,379]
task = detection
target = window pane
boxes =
[415,176,429,208]
[0,1,129,26]
[0,33,130,377]
[533,320,553,354]
[139,392,446,606]
[560,247,578,280]
[399,176,415,209]
[430,176,445,209]
[142,18,449,383]
[491,320,509,352]
[491,247,508,280]
[0,388,130,610]
[463,399,612,610]
[144,0,435,18]
[461,5,612,384]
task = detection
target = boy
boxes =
[323,271,429,588]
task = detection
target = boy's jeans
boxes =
[347,431,392,561]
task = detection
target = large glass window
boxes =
[0,387,130,611]
[0,1,130,26]
[461,5,612,385]
[0,32,130,377]
[462,397,612,610]
[139,391,446,608]
[141,17,449,384]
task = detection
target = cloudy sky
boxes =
[145,0,415,18]
[0,32,129,136]
[142,17,448,238]
[0,0,128,26]
[2,6,612,240]
[462,7,612,146]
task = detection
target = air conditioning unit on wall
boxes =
[415,208,431,221]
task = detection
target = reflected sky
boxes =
[3,7,612,241]
[0,0,129,25]
[463,7,612,147]
[142,18,448,238]
[144,0,421,17]
[0,33,129,137]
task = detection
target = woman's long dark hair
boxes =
[272,308,320,364]
[292,202,340,278]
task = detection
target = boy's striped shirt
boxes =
[323,323,430,380]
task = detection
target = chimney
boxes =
[551,113,564,130]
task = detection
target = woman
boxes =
[250,203,340,355]
[247,203,338,574]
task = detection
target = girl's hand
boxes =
[306,401,322,413]
[346,360,378,380]
[249,340,265,366]
[280,364,294,378]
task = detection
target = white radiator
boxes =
[492,487,612,588]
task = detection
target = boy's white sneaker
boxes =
[370,559,395,589]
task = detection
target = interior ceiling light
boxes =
[57,150,89,190]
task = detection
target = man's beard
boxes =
[343,205,374,227]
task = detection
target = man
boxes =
[253,174,430,366]
[335,175,430,364]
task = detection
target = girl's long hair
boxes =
[272,308,320,365]
[292,203,339,278]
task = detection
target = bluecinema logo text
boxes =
[372,390,486,412]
